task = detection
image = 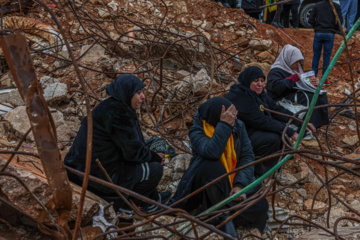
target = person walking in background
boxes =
[282,0,300,29]
[309,0,342,84]
[271,0,284,28]
[242,0,264,20]
[340,0,358,34]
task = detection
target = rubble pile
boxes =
[0,0,360,239]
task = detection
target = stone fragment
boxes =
[80,44,107,63]
[249,39,272,51]
[276,171,298,186]
[43,82,68,102]
[342,135,359,147]
[304,199,327,213]
[0,89,24,107]
[4,106,65,142]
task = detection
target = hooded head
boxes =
[106,74,146,108]
[198,97,232,126]
[270,44,304,74]
[237,66,266,88]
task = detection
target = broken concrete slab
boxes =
[0,156,115,227]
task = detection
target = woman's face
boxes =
[131,89,145,110]
[250,77,266,95]
[290,60,304,71]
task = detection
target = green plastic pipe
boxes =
[167,18,360,237]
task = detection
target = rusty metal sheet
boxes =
[0,32,72,239]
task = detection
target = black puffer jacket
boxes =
[169,111,257,207]
[64,74,161,195]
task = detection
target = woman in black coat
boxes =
[266,44,329,128]
[64,74,169,213]
[225,66,315,176]
[169,97,269,237]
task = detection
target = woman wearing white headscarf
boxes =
[266,44,329,129]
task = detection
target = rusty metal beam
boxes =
[0,32,72,240]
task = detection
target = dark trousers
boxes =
[185,160,231,213]
[272,3,283,23]
[249,131,282,176]
[282,3,299,28]
[232,198,269,232]
[94,161,163,211]
[186,160,269,233]
[311,32,335,77]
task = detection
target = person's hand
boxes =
[306,123,316,133]
[230,186,246,201]
[287,74,300,83]
[310,76,319,87]
[291,132,299,141]
[220,104,237,127]
[157,153,165,166]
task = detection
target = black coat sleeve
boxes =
[266,68,296,99]
[231,93,295,137]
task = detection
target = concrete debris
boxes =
[295,227,360,240]
[0,157,115,227]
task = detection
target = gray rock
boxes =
[276,171,298,186]
[40,76,60,85]
[80,44,107,63]
[0,89,24,107]
[4,106,65,142]
[43,83,68,102]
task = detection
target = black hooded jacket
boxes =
[64,74,161,195]
[225,66,296,137]
[308,0,342,34]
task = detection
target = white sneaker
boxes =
[303,131,315,140]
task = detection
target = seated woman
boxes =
[169,97,269,238]
[225,66,315,176]
[64,74,170,214]
[266,44,329,129]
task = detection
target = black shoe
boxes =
[141,191,172,213]
[159,191,172,204]
[210,214,239,239]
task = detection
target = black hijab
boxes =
[237,66,266,89]
[106,74,146,106]
[198,97,232,126]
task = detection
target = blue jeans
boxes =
[340,0,358,30]
[312,32,334,77]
